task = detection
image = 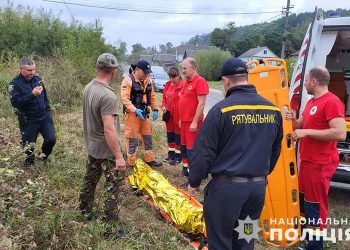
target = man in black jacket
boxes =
[188,58,283,250]
[9,58,56,166]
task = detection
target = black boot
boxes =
[146,160,163,167]
[182,166,189,177]
[175,153,182,163]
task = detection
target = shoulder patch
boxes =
[8,84,14,93]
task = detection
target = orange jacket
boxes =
[121,74,158,113]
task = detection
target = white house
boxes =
[238,46,278,62]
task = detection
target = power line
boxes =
[43,0,282,15]
[260,13,283,23]
[62,0,75,21]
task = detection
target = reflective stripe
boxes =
[221,105,280,113]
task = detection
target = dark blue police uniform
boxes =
[189,85,283,250]
[9,74,56,165]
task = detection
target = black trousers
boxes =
[19,114,56,162]
[204,179,267,250]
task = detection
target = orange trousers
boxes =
[124,112,154,165]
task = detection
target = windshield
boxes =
[154,73,169,80]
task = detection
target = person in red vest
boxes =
[161,66,184,165]
[286,67,346,250]
[179,57,209,177]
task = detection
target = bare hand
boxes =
[188,184,198,197]
[32,86,43,96]
[178,120,181,128]
[115,157,126,172]
[284,109,296,121]
[293,129,307,141]
[190,121,197,132]
[161,107,167,113]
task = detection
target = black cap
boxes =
[220,58,248,79]
[136,60,152,74]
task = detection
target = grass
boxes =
[208,81,223,91]
[1,92,350,249]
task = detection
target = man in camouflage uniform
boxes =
[79,53,126,228]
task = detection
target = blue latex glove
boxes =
[152,110,158,121]
[135,108,145,120]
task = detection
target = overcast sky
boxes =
[3,0,350,53]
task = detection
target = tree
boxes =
[210,22,237,55]
[159,44,166,53]
[262,30,282,55]
[235,34,262,56]
[165,42,173,52]
[118,41,127,56]
[194,50,232,81]
[130,43,146,62]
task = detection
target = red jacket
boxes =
[162,80,184,124]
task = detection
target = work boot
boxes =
[104,229,126,240]
[80,206,100,221]
[39,153,51,164]
[175,153,182,163]
[146,160,163,168]
[180,181,189,189]
[169,159,176,166]
[164,151,175,162]
[182,166,189,177]
[83,211,100,221]
[24,157,34,167]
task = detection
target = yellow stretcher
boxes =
[247,58,301,248]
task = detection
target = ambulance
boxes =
[289,8,350,187]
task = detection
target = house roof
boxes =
[183,50,211,58]
[238,46,275,58]
[152,54,177,62]
[175,44,215,54]
[139,55,153,62]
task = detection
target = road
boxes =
[204,88,224,114]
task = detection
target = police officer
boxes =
[121,60,162,167]
[9,58,56,166]
[188,58,283,250]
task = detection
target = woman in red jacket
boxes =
[161,66,184,165]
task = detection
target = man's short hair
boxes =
[226,72,248,83]
[20,57,35,68]
[309,67,330,86]
[185,57,196,69]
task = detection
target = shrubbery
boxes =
[0,4,125,117]
[194,50,232,81]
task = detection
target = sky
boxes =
[3,0,350,53]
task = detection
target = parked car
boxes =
[151,66,166,74]
[153,72,169,92]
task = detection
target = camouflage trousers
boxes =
[79,155,125,222]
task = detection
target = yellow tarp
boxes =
[128,159,205,235]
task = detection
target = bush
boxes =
[194,50,232,81]
[0,53,85,117]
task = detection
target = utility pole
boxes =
[281,0,294,58]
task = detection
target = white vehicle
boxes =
[151,65,166,74]
[290,8,350,187]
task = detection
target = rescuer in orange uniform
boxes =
[121,60,162,167]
